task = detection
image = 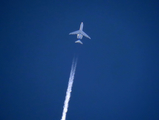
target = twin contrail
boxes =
[61,56,78,120]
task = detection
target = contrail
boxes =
[61,56,78,120]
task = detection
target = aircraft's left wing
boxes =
[81,31,91,39]
[69,30,80,35]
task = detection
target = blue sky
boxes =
[1,0,159,120]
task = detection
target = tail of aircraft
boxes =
[75,40,83,44]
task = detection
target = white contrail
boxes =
[61,57,78,120]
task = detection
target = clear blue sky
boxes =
[1,0,159,120]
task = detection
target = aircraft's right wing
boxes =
[69,30,80,35]
[81,31,91,39]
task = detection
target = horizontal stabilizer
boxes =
[75,40,83,44]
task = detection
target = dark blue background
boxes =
[1,0,159,120]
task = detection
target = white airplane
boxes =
[69,22,91,44]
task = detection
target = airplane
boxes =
[69,22,91,44]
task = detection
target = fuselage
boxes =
[77,34,83,39]
[77,22,84,40]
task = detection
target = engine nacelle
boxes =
[77,34,83,39]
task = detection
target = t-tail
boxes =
[75,40,83,44]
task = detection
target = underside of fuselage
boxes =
[76,34,83,44]
[77,34,83,39]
